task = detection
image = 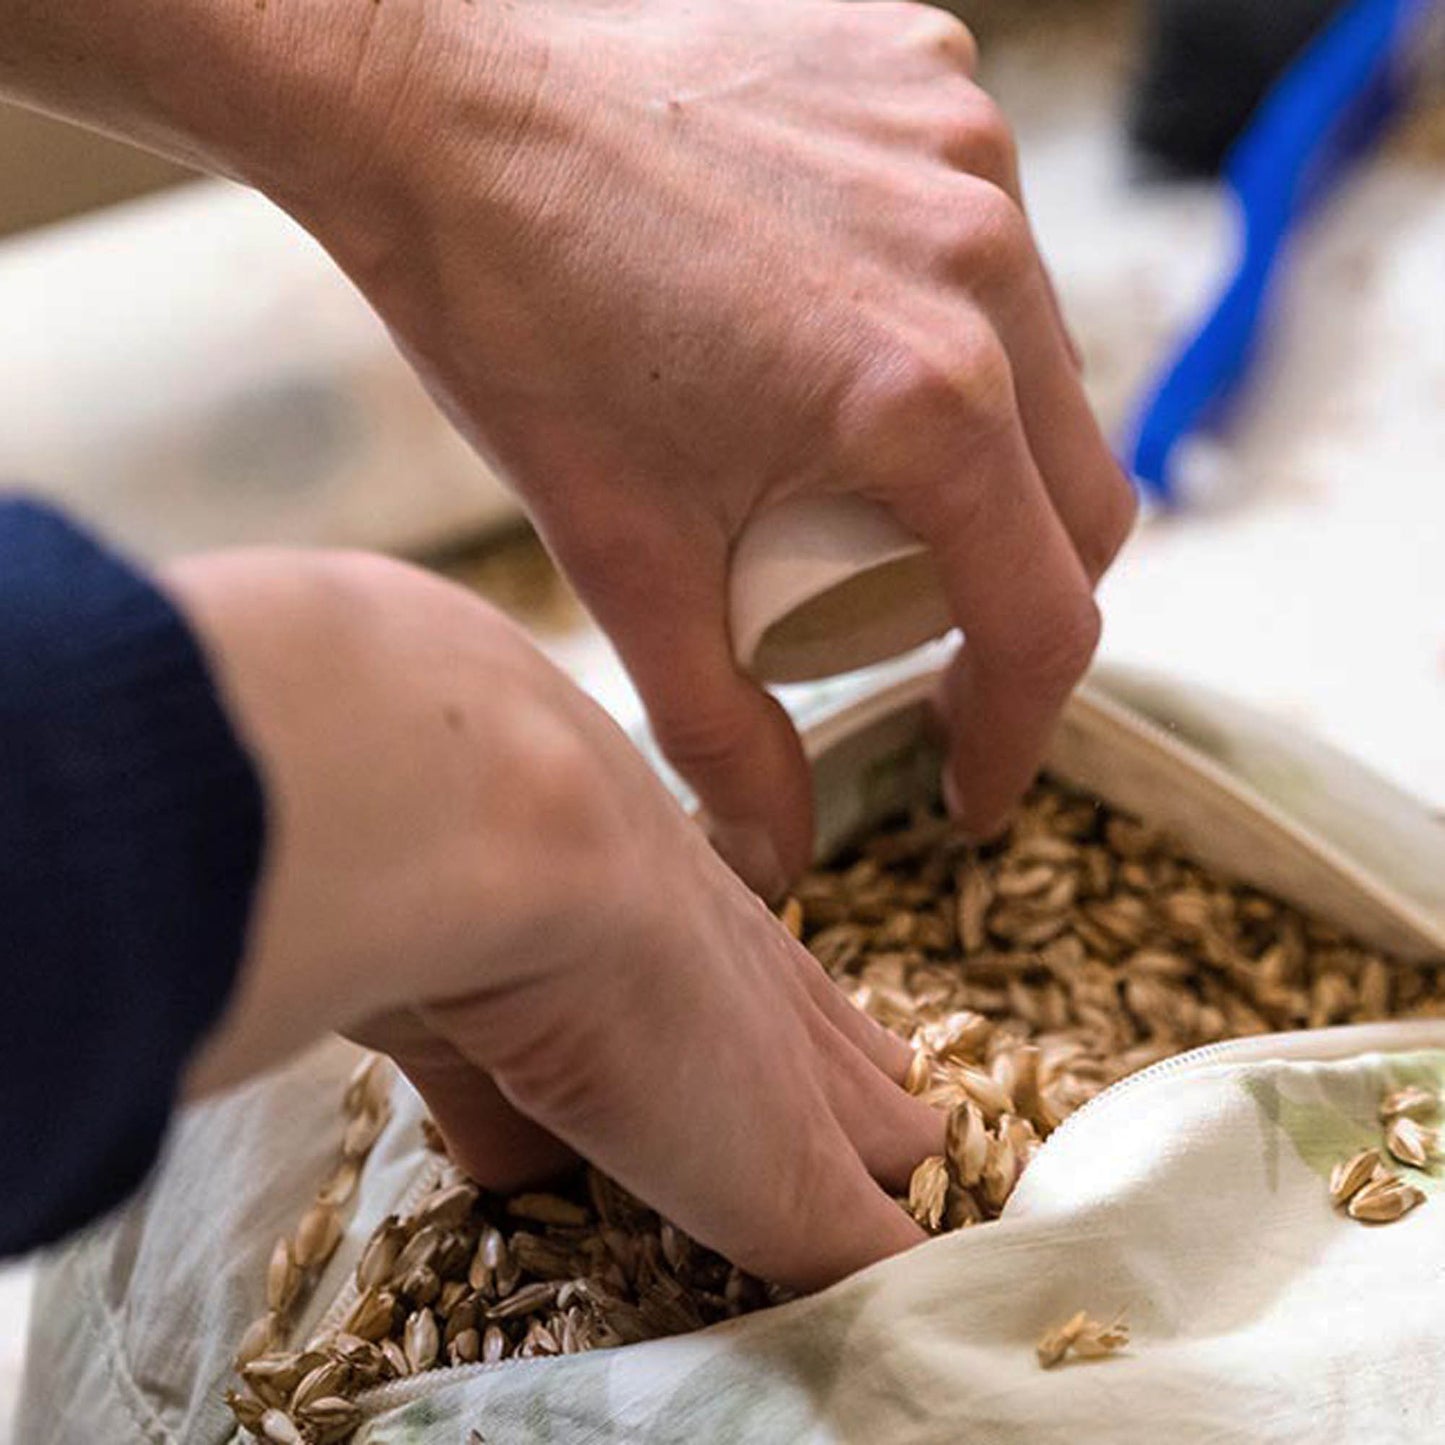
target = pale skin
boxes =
[0,0,1134,1288]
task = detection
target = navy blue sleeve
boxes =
[0,497,266,1255]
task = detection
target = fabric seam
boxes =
[77,1226,181,1445]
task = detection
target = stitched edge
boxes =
[77,1225,180,1445]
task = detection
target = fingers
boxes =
[769,1121,930,1294]
[1004,289,1135,580]
[871,338,1101,839]
[486,980,927,1292]
[788,942,917,1082]
[811,1013,946,1190]
[544,511,813,895]
[707,1083,928,1293]
[364,1015,578,1191]
[666,979,933,1290]
[414,1064,579,1193]
[860,169,1130,836]
[899,60,1131,571]
[448,867,937,1293]
[775,934,945,1188]
[785,940,944,1183]
[941,180,1136,581]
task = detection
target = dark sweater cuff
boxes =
[0,497,267,1254]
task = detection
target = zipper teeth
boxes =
[306,1155,448,1345]
[338,1019,1445,1422]
[353,1348,560,1414]
[1028,1035,1269,1158]
[1028,1019,1445,1167]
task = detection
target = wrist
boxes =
[0,1,336,181]
[265,0,570,363]
[250,0,544,239]
[170,0,437,200]
[0,0,521,215]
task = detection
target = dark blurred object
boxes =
[1131,0,1350,174]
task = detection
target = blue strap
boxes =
[1126,0,1431,502]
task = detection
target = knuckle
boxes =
[886,328,1021,451]
[954,21,982,73]
[872,330,1019,455]
[907,322,1023,445]
[1083,472,1140,576]
[842,320,1023,483]
[495,705,623,872]
[945,326,1020,439]
[858,2,979,70]
[650,699,750,777]
[915,8,980,68]
[951,180,1034,292]
[1006,591,1102,689]
[946,94,1017,185]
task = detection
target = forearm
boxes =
[0,0,466,200]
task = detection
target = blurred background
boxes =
[2,0,1444,1435]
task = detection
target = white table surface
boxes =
[1022,77,1445,814]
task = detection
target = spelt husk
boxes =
[1069,1314,1131,1362]
[1381,1085,1440,1123]
[1036,1309,1129,1369]
[1385,1115,1438,1169]
[1035,1310,1087,1369]
[1348,1175,1427,1223]
[230,777,1445,1440]
[1328,1148,1383,1207]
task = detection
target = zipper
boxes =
[352,1348,565,1417]
[302,1155,450,1346]
[339,1018,1445,1423]
[1007,1017,1445,1214]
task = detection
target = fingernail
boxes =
[707,819,787,901]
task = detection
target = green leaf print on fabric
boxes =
[1244,1050,1445,1196]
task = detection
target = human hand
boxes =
[169,551,940,1291]
[274,0,1136,894]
